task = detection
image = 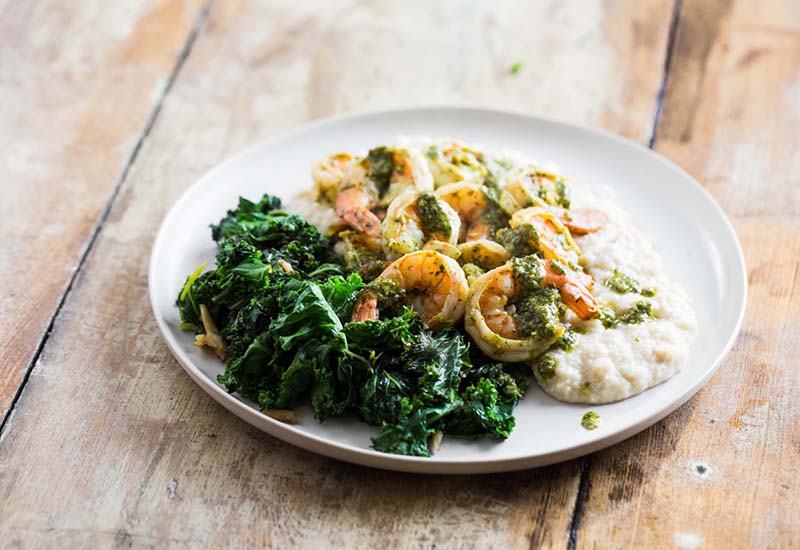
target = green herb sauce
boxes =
[414,192,452,239]
[554,178,571,209]
[549,258,566,276]
[605,270,656,297]
[535,356,558,381]
[596,305,620,329]
[480,183,511,232]
[528,170,572,209]
[511,257,564,340]
[496,225,541,258]
[367,278,406,310]
[366,146,394,196]
[619,301,654,324]
[553,326,578,352]
[462,263,485,285]
[596,301,654,328]
[581,411,600,430]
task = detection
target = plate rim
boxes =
[148,105,747,474]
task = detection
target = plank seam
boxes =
[647,0,683,148]
[565,455,593,550]
[0,0,215,438]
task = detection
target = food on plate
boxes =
[351,250,469,329]
[581,411,601,431]
[176,137,697,457]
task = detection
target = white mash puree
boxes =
[534,186,697,403]
[287,138,697,405]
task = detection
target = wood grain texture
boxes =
[0,0,206,419]
[575,1,800,548]
[0,0,676,547]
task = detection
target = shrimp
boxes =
[457,239,511,270]
[379,147,434,207]
[328,147,433,236]
[543,259,597,320]
[424,140,492,187]
[435,182,508,242]
[381,190,461,259]
[549,206,607,235]
[504,167,572,211]
[465,257,565,362]
[503,166,606,234]
[465,256,597,361]
[351,250,469,330]
[422,239,461,259]
[312,152,354,204]
[508,207,581,266]
[335,181,381,236]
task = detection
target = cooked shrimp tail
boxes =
[543,260,598,320]
[335,186,381,236]
[351,250,469,329]
[557,208,607,235]
[351,291,379,322]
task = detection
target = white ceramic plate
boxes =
[149,107,746,474]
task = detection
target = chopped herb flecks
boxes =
[581,411,600,430]
[605,270,656,297]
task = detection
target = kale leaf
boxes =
[177,192,529,458]
[212,194,340,272]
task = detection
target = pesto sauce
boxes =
[597,305,620,329]
[535,355,558,381]
[462,263,485,285]
[425,145,440,160]
[553,326,578,352]
[359,258,387,282]
[367,278,405,310]
[483,169,501,187]
[605,270,657,297]
[581,411,600,430]
[451,148,487,178]
[480,183,511,232]
[515,287,562,339]
[511,257,564,340]
[366,146,394,196]
[620,301,654,324]
[496,225,541,258]
[530,171,572,208]
[511,256,545,287]
[339,231,386,282]
[549,258,566,276]
[554,178,571,209]
[414,192,452,238]
[344,248,385,282]
[596,301,654,328]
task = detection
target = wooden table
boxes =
[1,1,797,547]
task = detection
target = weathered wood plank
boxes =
[0,1,674,547]
[576,1,800,548]
[0,0,206,418]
